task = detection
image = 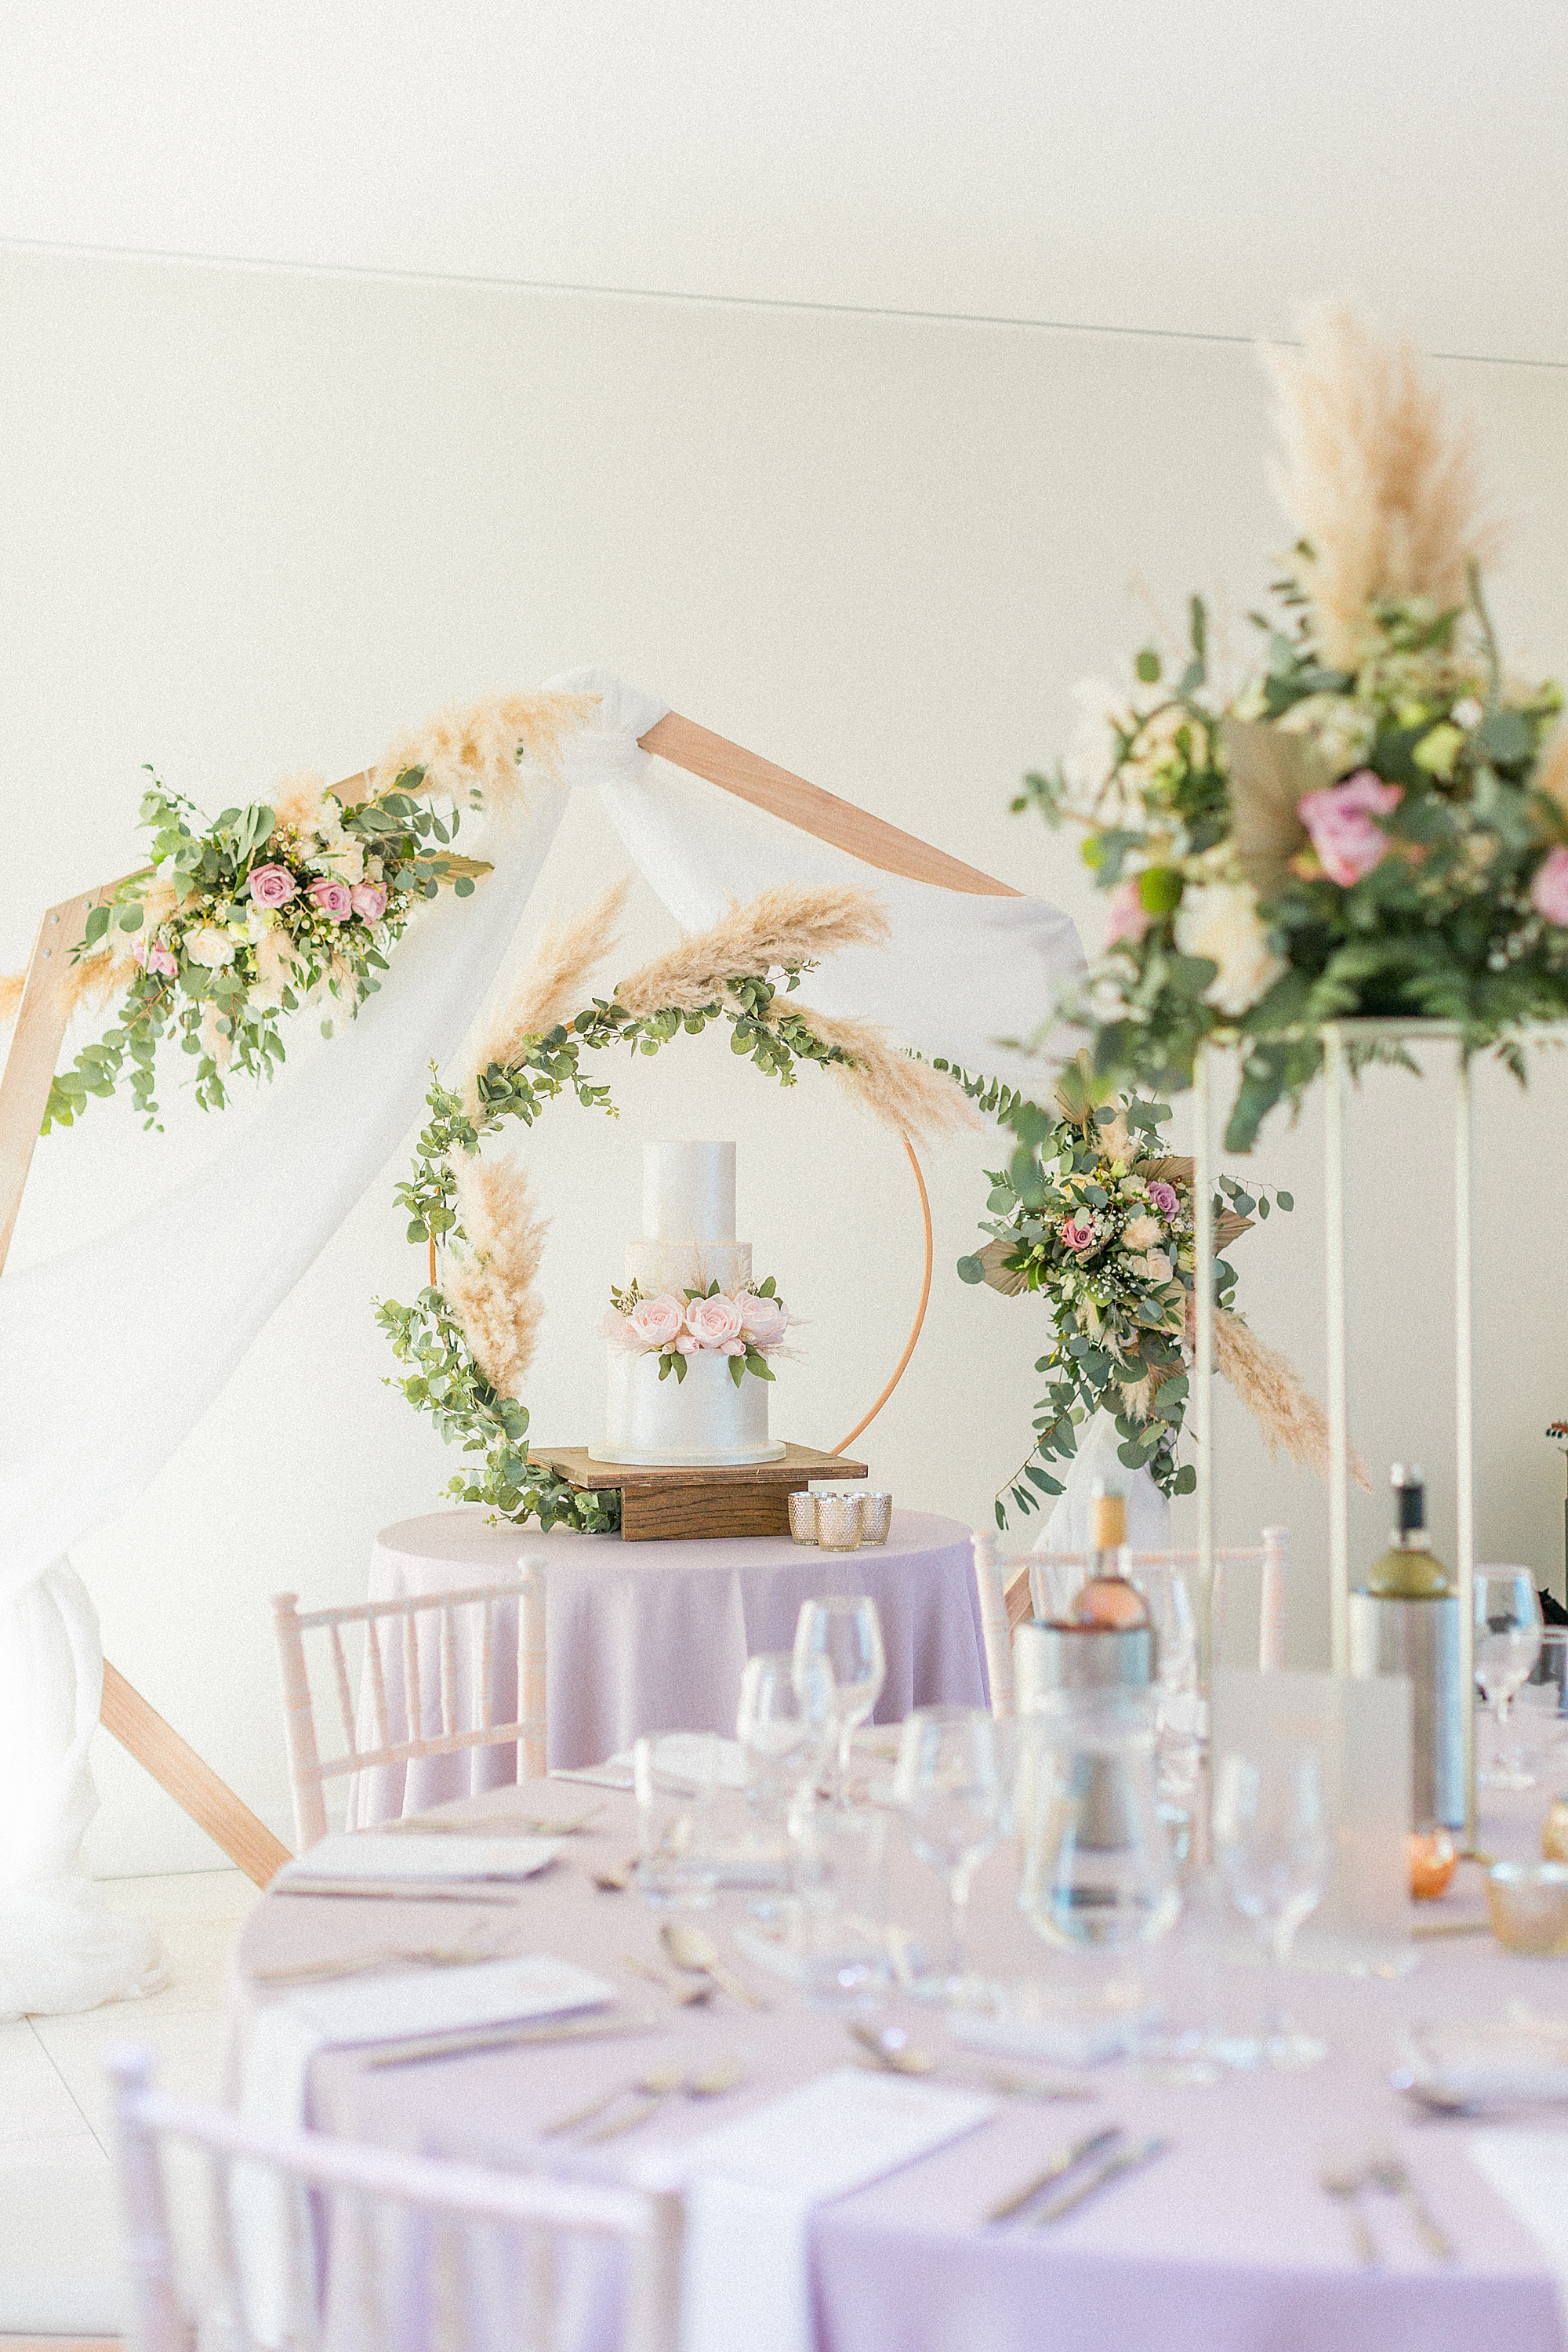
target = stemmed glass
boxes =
[735,1650,833,1876]
[893,1707,1004,2001]
[793,1596,886,1805]
[1211,1747,1331,2069]
[1475,1568,1545,1790]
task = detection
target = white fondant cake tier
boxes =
[625,1240,753,1297]
[593,1348,785,1468]
[644,1141,735,1241]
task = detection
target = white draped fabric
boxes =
[0,669,1083,2017]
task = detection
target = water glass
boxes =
[786,1491,818,1544]
[1017,1693,1180,1955]
[1475,1567,1544,1790]
[1211,1746,1330,2067]
[858,1493,894,1546]
[737,1652,833,1821]
[894,1706,1004,2000]
[1513,1626,1568,1773]
[786,1788,889,2003]
[815,1493,864,1552]
[633,1732,720,1909]
[793,1595,887,1804]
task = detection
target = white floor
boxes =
[0,1869,260,2338]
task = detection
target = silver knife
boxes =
[1033,2133,1172,2224]
[985,2127,1124,2223]
[361,2014,661,2071]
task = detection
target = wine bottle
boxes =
[1348,1464,1463,1830]
[1067,1485,1151,1632]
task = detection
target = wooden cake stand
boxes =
[527,1443,868,1542]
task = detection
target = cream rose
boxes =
[626,1294,685,1350]
[684,1293,746,1349]
[1173,881,1285,1017]
[186,924,236,967]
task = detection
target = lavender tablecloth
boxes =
[348,1507,985,1822]
[236,1779,1568,2352]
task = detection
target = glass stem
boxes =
[836,1723,854,1806]
[946,1878,969,1990]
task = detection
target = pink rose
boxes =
[307,877,353,923]
[248,862,297,909]
[1531,847,1568,927]
[675,1334,702,1355]
[350,881,388,923]
[1105,877,1151,947]
[137,940,177,979]
[1060,1212,1099,1253]
[1146,1180,1180,1220]
[738,1292,789,1348]
[684,1293,746,1349]
[1298,769,1403,888]
[626,1294,685,1350]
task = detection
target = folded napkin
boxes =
[951,1998,1158,2067]
[234,1953,611,2347]
[1408,2011,1568,2107]
[274,1831,563,1886]
[1470,2131,1568,2314]
[661,2067,995,2352]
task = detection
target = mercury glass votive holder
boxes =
[814,1493,864,1553]
[857,1492,893,1546]
[787,1490,818,1545]
[1487,1860,1568,1955]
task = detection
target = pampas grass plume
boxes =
[444,1152,549,1401]
[615,887,889,1016]
[1215,1306,1370,1489]
[782,1001,982,1145]
[370,690,597,814]
[1263,305,1500,671]
[463,878,630,1109]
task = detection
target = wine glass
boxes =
[793,1596,886,1805]
[893,1707,1004,2001]
[1475,1568,1544,1790]
[736,1651,833,1846]
[1017,1696,1181,1953]
[1130,1562,1203,1812]
[1211,1747,1331,2069]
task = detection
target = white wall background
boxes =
[4,247,1568,1873]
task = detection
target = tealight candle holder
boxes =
[1487,1860,1568,1955]
[858,1493,893,1546]
[814,1493,864,1553]
[787,1491,818,1545]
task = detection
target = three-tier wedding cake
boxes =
[591,1141,789,1466]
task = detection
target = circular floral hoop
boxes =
[380,953,949,1535]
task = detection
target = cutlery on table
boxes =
[272,1880,528,1905]
[851,2024,933,2076]
[659,1922,769,2010]
[540,2063,691,2140]
[252,1933,506,1985]
[363,2013,661,2072]
[1365,2151,1457,2262]
[386,1806,604,1838]
[1033,2135,1172,2226]
[620,1953,713,2006]
[1410,1919,1491,1941]
[850,2024,1091,2103]
[985,2129,1125,2223]
[593,1860,638,1893]
[580,2055,749,2143]
[1318,2160,1381,2267]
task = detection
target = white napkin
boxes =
[663,2067,995,2352]
[950,1999,1158,2067]
[233,1954,611,2347]
[1470,2131,1568,2314]
[1408,2013,1568,2107]
[274,1831,563,1886]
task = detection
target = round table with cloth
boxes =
[347,1505,985,1824]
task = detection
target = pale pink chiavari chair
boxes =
[270,1566,547,1852]
[971,1526,1290,1719]
[107,2042,681,2352]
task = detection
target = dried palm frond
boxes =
[1262,304,1501,670]
[463,877,630,1110]
[780,1000,982,1145]
[369,690,597,815]
[444,1153,549,1401]
[614,887,888,1016]
[1214,1307,1370,1487]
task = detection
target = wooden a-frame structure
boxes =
[0,710,1016,1882]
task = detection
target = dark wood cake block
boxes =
[527,1444,868,1541]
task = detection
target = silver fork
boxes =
[1366,2151,1457,2263]
[1319,2160,1380,2267]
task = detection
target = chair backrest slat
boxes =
[268,1564,550,1852]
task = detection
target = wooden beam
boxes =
[100,1663,291,1888]
[638,712,1021,898]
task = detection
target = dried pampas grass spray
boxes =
[779,1002,982,1147]
[1214,1306,1371,1489]
[370,690,597,815]
[1262,304,1500,672]
[463,877,631,1110]
[444,1153,549,1402]
[615,887,888,1016]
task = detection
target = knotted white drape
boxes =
[0,669,1082,2017]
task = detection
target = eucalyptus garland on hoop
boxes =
[377,884,979,1535]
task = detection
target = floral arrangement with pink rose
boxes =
[1013,306,1568,1152]
[604,1276,790,1388]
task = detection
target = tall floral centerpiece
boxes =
[1019,308,1568,1151]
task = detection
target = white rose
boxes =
[1145,1250,1173,1284]
[187,924,236,967]
[1174,882,1285,1017]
